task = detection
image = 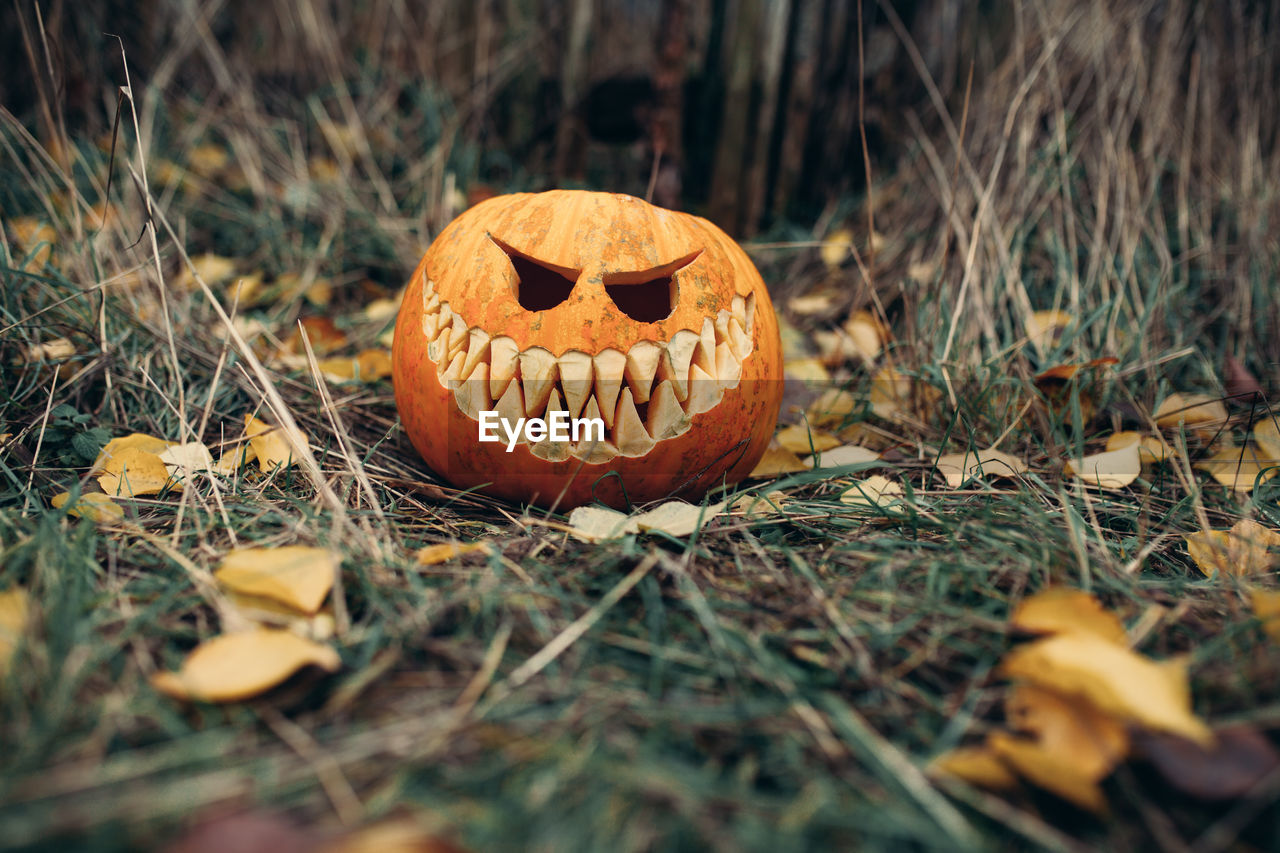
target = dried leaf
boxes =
[748,445,808,479]
[51,491,123,524]
[97,446,179,497]
[1000,632,1212,744]
[1065,442,1142,489]
[151,628,340,703]
[1195,443,1279,492]
[1134,725,1280,801]
[94,433,174,471]
[1184,519,1280,577]
[174,253,237,290]
[243,414,308,473]
[934,448,1027,488]
[809,444,880,469]
[1005,684,1129,781]
[0,587,30,677]
[820,228,853,269]
[1154,393,1227,429]
[1106,431,1172,464]
[415,542,489,565]
[783,358,830,384]
[633,500,728,537]
[842,310,887,363]
[1253,417,1280,463]
[1250,589,1280,642]
[805,389,858,429]
[839,475,906,514]
[215,546,339,614]
[987,731,1109,814]
[776,424,842,455]
[323,817,471,853]
[787,292,836,315]
[732,491,789,519]
[26,337,75,362]
[869,366,913,420]
[1025,310,1074,354]
[567,506,639,542]
[159,442,217,482]
[1010,588,1127,644]
[928,746,1020,791]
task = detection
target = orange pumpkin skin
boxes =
[392,190,782,508]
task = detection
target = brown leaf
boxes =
[415,542,489,565]
[1134,725,1280,800]
[1221,356,1263,404]
[839,475,906,514]
[1195,443,1278,492]
[1010,588,1128,644]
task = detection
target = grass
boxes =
[2,1,1279,850]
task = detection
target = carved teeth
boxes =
[489,337,519,400]
[613,387,655,456]
[558,351,594,419]
[519,347,559,417]
[625,341,662,404]
[416,289,758,460]
[593,349,626,429]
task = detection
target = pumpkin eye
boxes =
[491,236,580,311]
[603,250,703,323]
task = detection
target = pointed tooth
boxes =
[571,396,617,462]
[423,290,440,313]
[695,317,717,374]
[519,347,558,417]
[441,350,467,387]
[427,336,446,364]
[455,362,492,419]
[489,337,519,400]
[437,303,453,336]
[714,309,731,343]
[614,387,655,456]
[531,387,571,461]
[446,315,469,360]
[624,341,662,404]
[592,349,626,429]
[494,375,525,442]
[646,380,689,441]
[731,295,746,325]
[727,317,751,360]
[716,341,743,389]
[423,278,436,296]
[658,330,699,402]
[421,310,442,342]
[686,363,724,415]
[558,351,593,420]
[461,328,491,378]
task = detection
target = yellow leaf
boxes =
[26,337,75,362]
[633,500,728,537]
[787,292,836,315]
[1184,519,1280,577]
[935,448,1027,488]
[354,349,393,380]
[810,444,880,469]
[1251,589,1280,642]
[987,732,1109,814]
[842,311,887,364]
[1254,418,1280,465]
[566,506,639,542]
[0,587,30,677]
[820,228,853,269]
[51,491,123,524]
[97,446,178,497]
[783,358,830,384]
[1005,684,1129,781]
[151,629,340,703]
[93,433,174,472]
[805,389,858,429]
[215,546,338,614]
[732,490,789,519]
[776,424,842,455]
[1024,310,1074,355]
[243,414,308,473]
[928,746,1020,791]
[868,366,917,420]
[188,142,229,178]
[1106,431,1172,464]
[839,474,906,514]
[1065,442,1142,489]
[748,445,808,479]
[1194,443,1278,492]
[323,816,468,853]
[415,542,489,565]
[1154,393,1227,429]
[1000,632,1212,745]
[1010,588,1128,645]
[8,217,55,271]
[174,253,237,291]
[158,441,217,483]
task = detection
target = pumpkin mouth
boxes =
[418,278,757,463]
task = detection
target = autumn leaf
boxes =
[928,745,1020,791]
[1065,442,1142,489]
[934,448,1027,488]
[1154,393,1227,429]
[51,491,123,524]
[633,500,728,537]
[820,227,853,269]
[842,310,888,364]
[986,731,1109,814]
[173,253,237,291]
[1000,631,1212,745]
[732,490,789,519]
[151,628,340,702]
[1194,442,1278,492]
[158,441,217,483]
[775,424,842,455]
[748,444,808,479]
[805,389,858,429]
[215,546,339,614]
[567,506,640,542]
[1106,430,1171,464]
[0,587,30,677]
[809,444,880,469]
[783,357,830,384]
[1010,588,1128,644]
[1024,309,1073,355]
[1184,519,1280,577]
[97,446,179,497]
[839,475,906,514]
[243,414,309,473]
[93,433,174,471]
[416,541,489,565]
[1005,684,1129,782]
[1250,589,1280,642]
[1134,725,1280,801]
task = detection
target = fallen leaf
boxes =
[633,500,728,537]
[174,253,237,291]
[98,446,179,497]
[1134,725,1280,801]
[748,445,808,479]
[243,414,308,473]
[1253,417,1280,463]
[1250,589,1280,642]
[160,810,318,853]
[1025,310,1074,354]
[820,228,853,269]
[987,731,1109,813]
[787,292,836,315]
[805,389,858,429]
[1005,684,1129,781]
[282,316,348,356]
[94,433,174,471]
[1106,431,1171,464]
[215,546,339,614]
[51,491,124,524]
[188,142,230,177]
[1000,632,1212,745]
[1184,519,1280,577]
[322,816,471,853]
[1065,442,1142,489]
[315,349,394,384]
[934,448,1027,488]
[776,424,842,455]
[159,442,217,483]
[1010,588,1127,644]
[1195,443,1278,492]
[0,587,30,677]
[151,628,340,702]
[1154,393,1227,429]
[732,491,789,519]
[839,475,906,514]
[928,746,1020,791]
[415,542,489,565]
[8,217,55,271]
[26,337,75,362]
[809,444,880,469]
[869,366,914,420]
[842,310,887,363]
[567,506,639,542]
[783,358,830,384]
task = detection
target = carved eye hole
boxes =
[492,236,580,311]
[603,250,703,323]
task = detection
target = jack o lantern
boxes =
[391,190,782,507]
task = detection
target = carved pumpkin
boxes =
[391,189,782,507]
